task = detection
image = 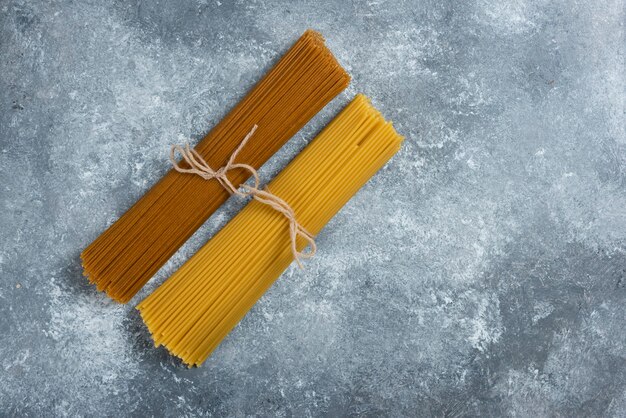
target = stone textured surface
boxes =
[1,0,625,416]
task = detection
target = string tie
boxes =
[170,125,316,268]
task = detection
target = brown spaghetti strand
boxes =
[81,30,350,303]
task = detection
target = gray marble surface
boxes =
[1,0,625,416]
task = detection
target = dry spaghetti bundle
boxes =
[81,30,350,303]
[137,95,403,366]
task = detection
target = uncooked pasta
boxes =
[81,30,350,303]
[137,94,404,366]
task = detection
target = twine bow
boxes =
[170,125,316,268]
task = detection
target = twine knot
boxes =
[170,125,316,268]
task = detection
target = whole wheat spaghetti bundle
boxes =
[81,30,350,303]
[138,95,403,366]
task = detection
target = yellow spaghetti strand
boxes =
[137,94,403,366]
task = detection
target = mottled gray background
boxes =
[0,0,624,416]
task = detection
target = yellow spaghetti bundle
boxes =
[137,95,403,366]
